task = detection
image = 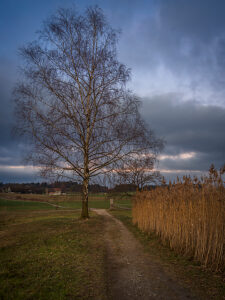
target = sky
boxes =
[0,0,225,183]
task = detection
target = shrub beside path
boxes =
[94,209,198,300]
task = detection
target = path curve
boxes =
[93,209,198,300]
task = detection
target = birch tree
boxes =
[115,155,162,190]
[14,6,162,218]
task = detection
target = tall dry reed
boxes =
[132,165,225,272]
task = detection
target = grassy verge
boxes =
[0,199,58,211]
[0,210,107,300]
[110,209,225,300]
[0,198,110,210]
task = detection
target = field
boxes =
[0,190,224,299]
[0,199,57,211]
[0,192,126,300]
[0,209,107,300]
[0,192,132,210]
[0,193,112,299]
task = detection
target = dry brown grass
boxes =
[132,165,225,272]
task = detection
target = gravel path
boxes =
[94,209,198,300]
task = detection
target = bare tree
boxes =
[115,154,162,190]
[14,6,162,218]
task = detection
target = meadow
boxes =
[0,187,224,299]
[0,209,107,300]
[0,192,131,300]
[0,192,132,210]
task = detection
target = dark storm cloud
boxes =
[159,0,225,41]
[0,58,15,143]
[118,0,225,104]
[0,57,26,167]
[125,0,225,64]
[157,0,225,85]
[0,166,41,183]
[0,56,31,176]
[160,152,225,172]
[0,0,225,182]
[143,95,225,154]
[141,94,225,171]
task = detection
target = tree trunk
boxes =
[81,176,89,218]
[81,149,90,219]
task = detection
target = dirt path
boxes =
[94,209,198,300]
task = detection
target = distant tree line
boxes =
[0,181,159,194]
[0,181,108,194]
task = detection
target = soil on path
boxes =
[94,209,198,300]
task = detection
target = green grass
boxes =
[0,199,57,211]
[0,193,133,211]
[0,210,107,300]
[113,198,132,208]
[57,200,110,209]
[0,198,110,211]
[110,209,225,300]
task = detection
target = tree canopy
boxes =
[14,6,163,218]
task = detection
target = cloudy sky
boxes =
[0,0,225,183]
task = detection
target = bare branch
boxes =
[14,6,164,218]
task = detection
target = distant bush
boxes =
[132,164,225,272]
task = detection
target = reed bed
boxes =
[132,165,225,272]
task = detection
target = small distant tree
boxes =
[14,6,163,218]
[115,154,162,190]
